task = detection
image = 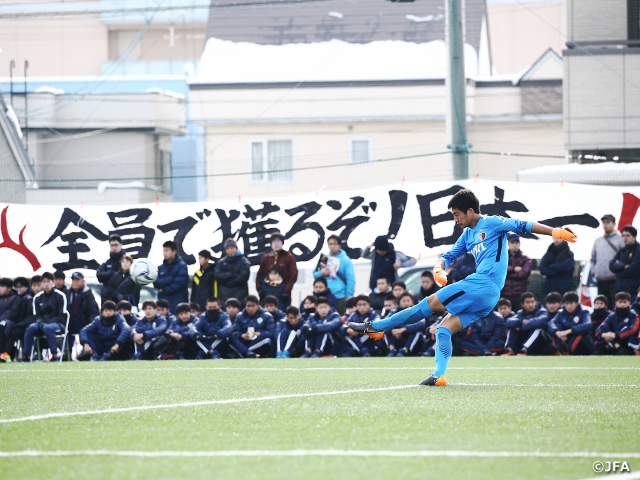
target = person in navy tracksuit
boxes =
[79,301,130,361]
[23,272,67,362]
[263,295,286,358]
[595,291,640,355]
[547,291,594,355]
[341,295,384,357]
[156,299,177,327]
[130,300,168,360]
[229,295,275,358]
[154,240,189,314]
[192,297,234,359]
[591,295,612,333]
[276,306,306,358]
[458,310,506,356]
[386,292,426,357]
[503,292,550,356]
[301,297,342,358]
[167,303,199,359]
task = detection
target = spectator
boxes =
[369,276,392,314]
[496,298,514,320]
[117,300,138,328]
[458,310,507,356]
[229,295,275,358]
[103,255,140,310]
[193,297,233,359]
[130,300,168,360]
[381,294,398,319]
[548,292,594,355]
[595,292,640,355]
[0,277,38,362]
[591,295,611,332]
[301,295,318,324]
[539,238,575,296]
[340,295,382,357]
[22,272,67,362]
[340,297,358,323]
[264,295,286,358]
[501,234,532,311]
[544,292,563,325]
[301,296,342,358]
[260,264,286,308]
[66,272,99,337]
[363,235,416,291]
[53,271,69,296]
[156,299,177,326]
[215,239,251,307]
[385,292,425,357]
[256,233,298,309]
[314,235,355,314]
[225,298,241,323]
[191,250,216,312]
[166,303,199,360]
[609,225,640,296]
[391,281,406,299]
[413,271,439,303]
[96,234,126,287]
[276,306,305,358]
[189,302,201,318]
[0,278,21,362]
[78,301,129,361]
[591,214,624,307]
[450,253,476,283]
[154,241,189,314]
[503,292,550,356]
[308,277,337,310]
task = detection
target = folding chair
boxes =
[31,311,71,362]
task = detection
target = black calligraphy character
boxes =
[416,185,465,248]
[326,197,372,259]
[212,209,241,256]
[238,202,281,266]
[107,209,155,259]
[284,202,324,262]
[157,216,199,265]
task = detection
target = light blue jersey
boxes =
[439,216,533,291]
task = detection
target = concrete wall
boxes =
[566,0,627,42]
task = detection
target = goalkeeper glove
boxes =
[433,265,448,287]
[552,227,577,243]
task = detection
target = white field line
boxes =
[577,472,640,480]
[1,382,637,425]
[1,366,639,373]
[1,449,640,459]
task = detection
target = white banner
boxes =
[0,179,637,278]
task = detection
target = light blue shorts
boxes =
[435,273,501,328]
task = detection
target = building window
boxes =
[350,138,372,164]
[250,140,293,182]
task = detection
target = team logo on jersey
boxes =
[478,232,486,241]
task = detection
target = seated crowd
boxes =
[1,217,639,361]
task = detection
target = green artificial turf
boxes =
[1,356,638,480]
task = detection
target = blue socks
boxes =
[372,299,434,331]
[433,326,453,377]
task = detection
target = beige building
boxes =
[563,0,640,161]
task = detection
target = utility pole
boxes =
[445,0,469,180]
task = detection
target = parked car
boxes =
[399,263,436,295]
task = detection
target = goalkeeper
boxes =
[349,189,577,386]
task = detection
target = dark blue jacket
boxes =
[15,290,35,329]
[596,308,640,343]
[300,289,337,312]
[261,278,285,306]
[270,309,289,336]
[168,315,198,340]
[154,256,189,314]
[96,250,126,285]
[539,248,575,295]
[193,309,234,339]
[590,308,611,332]
[506,303,548,332]
[80,313,130,347]
[131,314,168,341]
[342,308,380,336]
[609,241,640,295]
[548,304,592,336]
[33,288,67,325]
[0,290,21,321]
[308,310,342,333]
[233,307,275,339]
[450,253,476,283]
[465,311,506,349]
[215,251,251,305]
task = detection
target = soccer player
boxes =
[348,189,577,385]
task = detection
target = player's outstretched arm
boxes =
[531,223,578,243]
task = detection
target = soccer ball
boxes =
[130,259,158,286]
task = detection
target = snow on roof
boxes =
[517,162,640,186]
[195,38,478,84]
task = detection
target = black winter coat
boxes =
[103,270,141,307]
[96,250,126,285]
[66,285,100,333]
[609,241,640,295]
[215,252,251,306]
[191,263,216,311]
